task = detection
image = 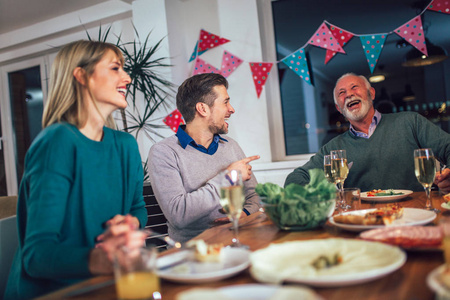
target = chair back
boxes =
[0,215,18,298]
[0,196,18,219]
[143,183,168,251]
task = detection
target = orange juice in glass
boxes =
[114,247,160,300]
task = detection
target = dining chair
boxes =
[0,215,18,298]
[143,183,169,251]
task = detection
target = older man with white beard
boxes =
[285,73,450,194]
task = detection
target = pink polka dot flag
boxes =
[249,62,273,98]
[394,17,427,56]
[163,109,185,132]
[359,34,387,73]
[308,22,345,54]
[198,29,230,52]
[281,48,312,85]
[221,51,243,78]
[428,0,450,14]
[325,25,354,64]
[192,57,220,76]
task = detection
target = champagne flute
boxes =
[330,150,349,211]
[414,148,439,212]
[219,170,247,248]
[324,155,333,183]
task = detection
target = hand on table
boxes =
[435,168,450,194]
[227,155,260,181]
[213,211,247,224]
[89,214,147,275]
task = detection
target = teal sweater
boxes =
[4,123,147,300]
[285,112,450,192]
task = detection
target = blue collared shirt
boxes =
[349,110,382,138]
[176,125,228,155]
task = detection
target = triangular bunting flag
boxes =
[198,29,230,52]
[163,109,185,132]
[394,17,427,56]
[249,62,273,98]
[325,25,354,64]
[188,41,207,62]
[359,34,387,73]
[309,22,345,53]
[192,58,220,76]
[428,0,450,14]
[281,48,312,85]
[220,51,243,78]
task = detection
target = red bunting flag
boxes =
[198,29,230,52]
[394,17,427,56]
[192,57,220,76]
[220,51,243,78]
[325,25,354,64]
[427,0,450,14]
[163,109,185,132]
[249,62,273,98]
[309,22,345,53]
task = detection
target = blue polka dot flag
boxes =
[359,34,387,73]
[281,48,312,85]
[188,41,207,62]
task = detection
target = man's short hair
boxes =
[176,73,229,123]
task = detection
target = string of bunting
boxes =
[163,0,449,132]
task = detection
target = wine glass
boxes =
[414,148,439,212]
[219,170,247,248]
[330,150,349,211]
[324,155,333,183]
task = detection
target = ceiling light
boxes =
[369,74,385,83]
[402,39,448,67]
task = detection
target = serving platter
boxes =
[250,239,406,287]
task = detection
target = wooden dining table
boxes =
[37,191,447,300]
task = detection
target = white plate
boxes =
[250,239,406,287]
[442,202,450,210]
[329,208,436,232]
[427,264,450,298]
[176,284,322,300]
[360,190,413,202]
[156,247,250,283]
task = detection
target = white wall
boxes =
[0,0,305,188]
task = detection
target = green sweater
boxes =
[4,123,147,300]
[285,112,450,192]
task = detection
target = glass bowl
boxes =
[260,196,336,231]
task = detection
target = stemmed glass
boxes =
[330,150,349,211]
[324,155,333,183]
[414,148,440,212]
[219,170,248,248]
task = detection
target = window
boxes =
[258,0,450,160]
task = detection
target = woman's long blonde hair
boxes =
[42,40,125,129]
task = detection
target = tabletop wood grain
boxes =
[36,191,447,300]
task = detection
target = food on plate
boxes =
[444,193,450,202]
[367,189,404,197]
[186,240,223,262]
[334,204,404,225]
[360,226,442,248]
[311,253,343,270]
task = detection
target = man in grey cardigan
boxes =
[285,73,450,196]
[148,73,260,243]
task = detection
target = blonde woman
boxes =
[4,40,148,300]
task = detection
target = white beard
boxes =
[341,95,373,122]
